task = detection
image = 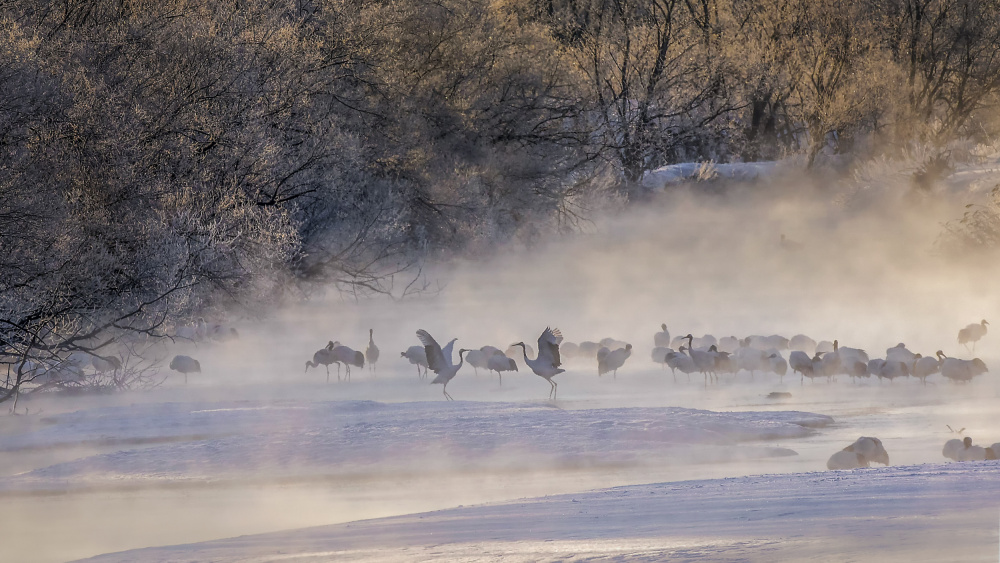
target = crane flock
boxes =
[288,317,991,400]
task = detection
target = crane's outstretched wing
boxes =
[537,327,563,368]
[417,330,447,373]
[441,338,457,365]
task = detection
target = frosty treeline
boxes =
[2,0,1000,400]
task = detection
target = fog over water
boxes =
[3,173,1000,563]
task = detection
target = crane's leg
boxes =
[443,382,453,401]
[185,372,188,384]
[326,366,330,384]
[337,363,342,382]
[498,372,502,386]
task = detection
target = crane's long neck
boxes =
[518,343,531,363]
[456,349,467,369]
[685,335,693,349]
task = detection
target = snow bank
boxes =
[0,401,831,493]
[75,462,1000,563]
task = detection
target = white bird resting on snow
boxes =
[943,436,997,462]
[826,436,890,470]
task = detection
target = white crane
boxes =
[788,334,817,355]
[651,346,673,368]
[885,343,917,364]
[577,341,600,359]
[654,324,671,348]
[330,342,364,381]
[365,329,380,375]
[665,347,697,382]
[417,329,466,400]
[513,327,564,399]
[788,350,814,382]
[401,346,429,379]
[937,350,988,383]
[867,358,909,383]
[717,336,740,354]
[169,355,201,383]
[464,349,490,375]
[958,319,988,352]
[682,334,718,386]
[599,337,629,350]
[767,353,788,380]
[305,342,338,383]
[91,355,122,375]
[560,342,580,359]
[911,354,940,385]
[487,351,518,385]
[506,343,535,368]
[597,344,632,379]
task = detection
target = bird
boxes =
[946,425,966,434]
[733,344,768,379]
[937,350,988,383]
[815,340,835,354]
[911,354,940,385]
[577,341,601,358]
[506,343,535,367]
[365,329,380,375]
[868,358,909,383]
[599,337,629,350]
[330,342,364,381]
[958,320,989,352]
[665,347,698,382]
[560,341,580,359]
[417,329,465,400]
[945,436,994,461]
[401,346,429,379]
[788,334,817,355]
[464,349,490,375]
[788,351,814,382]
[683,334,719,385]
[654,324,671,348]
[827,436,890,469]
[717,336,740,354]
[597,344,632,378]
[513,327,564,399]
[487,351,518,385]
[767,353,788,380]
[91,355,122,375]
[169,355,201,383]
[651,346,673,368]
[305,342,338,383]
[885,343,917,364]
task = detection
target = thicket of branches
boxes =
[3,0,1000,402]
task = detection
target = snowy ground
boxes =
[3,362,999,563]
[77,463,1000,563]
